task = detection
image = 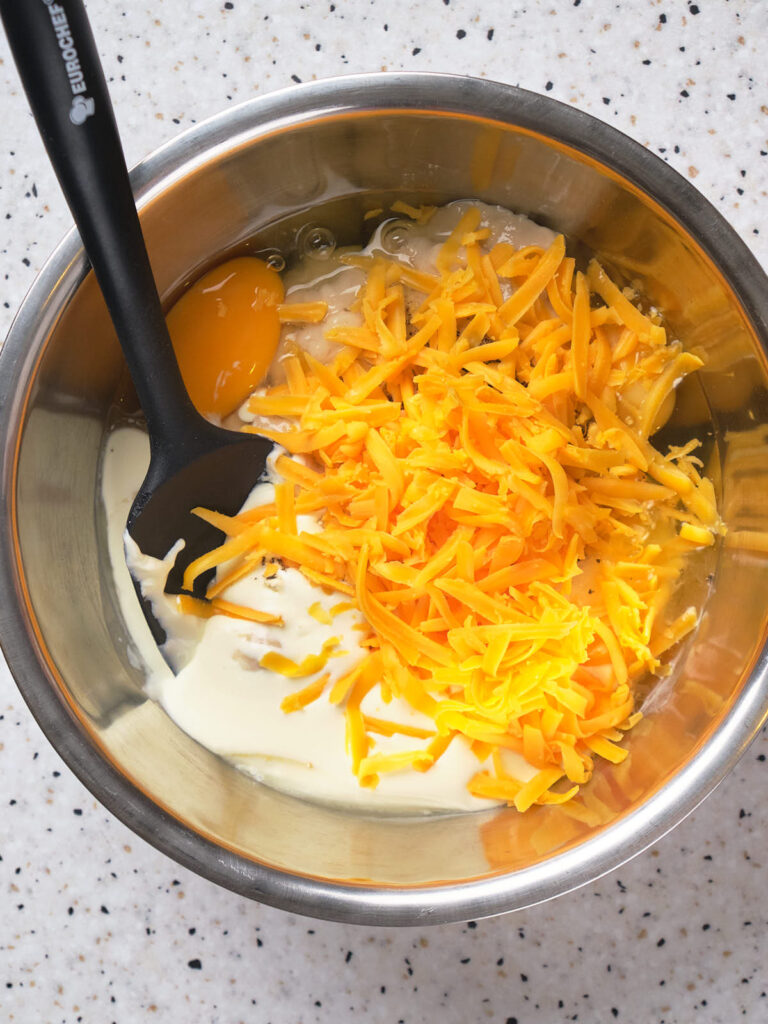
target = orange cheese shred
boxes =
[280,673,331,713]
[277,301,329,324]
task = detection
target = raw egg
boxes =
[166,256,284,419]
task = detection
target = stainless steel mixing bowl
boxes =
[1,74,767,925]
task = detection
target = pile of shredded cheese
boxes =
[181,205,722,812]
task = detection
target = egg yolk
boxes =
[166,256,284,419]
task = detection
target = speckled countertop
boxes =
[1,2,766,1022]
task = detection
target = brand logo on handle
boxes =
[69,94,95,125]
[42,0,94,122]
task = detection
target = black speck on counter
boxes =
[456,29,466,39]
[487,28,494,40]
[187,959,202,970]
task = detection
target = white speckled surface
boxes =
[1,1,767,1022]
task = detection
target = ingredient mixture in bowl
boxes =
[102,200,722,814]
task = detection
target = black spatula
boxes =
[1,0,273,642]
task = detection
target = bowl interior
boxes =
[5,88,768,921]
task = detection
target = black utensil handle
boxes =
[0,0,197,442]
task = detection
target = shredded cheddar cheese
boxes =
[185,205,723,809]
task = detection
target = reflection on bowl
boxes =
[1,74,767,925]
